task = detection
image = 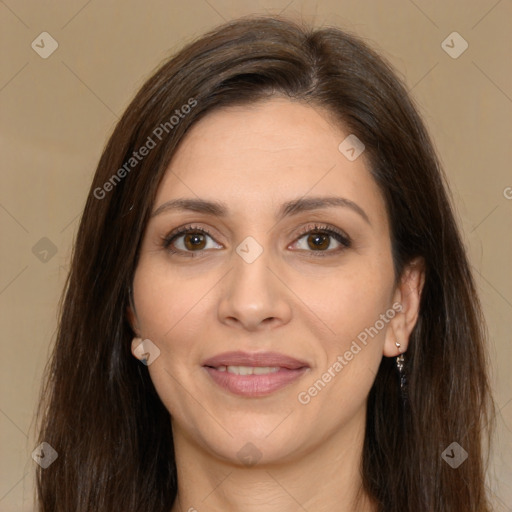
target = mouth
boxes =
[210,365,281,375]
[202,351,310,397]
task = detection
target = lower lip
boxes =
[203,366,308,397]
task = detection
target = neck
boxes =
[170,407,378,512]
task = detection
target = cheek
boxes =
[295,258,394,347]
[132,259,210,341]
[296,268,393,418]
[131,263,210,416]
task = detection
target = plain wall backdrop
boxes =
[1,0,511,510]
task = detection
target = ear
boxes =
[383,257,425,357]
[126,286,141,336]
[126,305,138,334]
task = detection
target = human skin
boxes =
[129,97,425,512]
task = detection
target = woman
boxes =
[35,15,496,511]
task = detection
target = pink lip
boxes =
[202,351,309,397]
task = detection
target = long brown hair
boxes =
[35,15,496,511]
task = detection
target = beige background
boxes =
[1,1,511,510]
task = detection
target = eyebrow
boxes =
[151,196,371,225]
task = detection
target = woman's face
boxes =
[130,97,414,465]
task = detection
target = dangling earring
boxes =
[395,341,407,403]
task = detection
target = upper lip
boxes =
[203,351,309,370]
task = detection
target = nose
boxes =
[217,247,292,332]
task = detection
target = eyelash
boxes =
[161,223,352,258]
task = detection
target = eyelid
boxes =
[293,223,351,244]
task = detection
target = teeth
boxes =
[216,365,280,375]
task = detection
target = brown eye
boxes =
[307,232,331,250]
[163,226,223,256]
[183,233,207,251]
[292,224,351,255]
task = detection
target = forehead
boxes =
[155,98,387,226]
